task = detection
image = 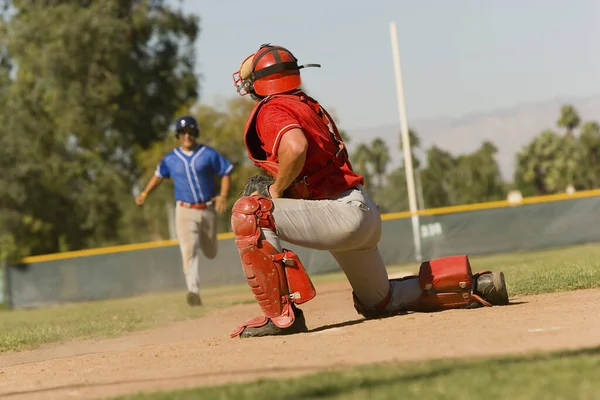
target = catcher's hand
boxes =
[242,174,274,197]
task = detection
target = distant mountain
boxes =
[345,94,600,181]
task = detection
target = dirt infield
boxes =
[1,279,600,400]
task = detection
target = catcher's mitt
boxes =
[241,174,274,197]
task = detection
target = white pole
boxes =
[389,21,422,262]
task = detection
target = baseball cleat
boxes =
[475,271,509,305]
[239,306,308,338]
[186,292,202,307]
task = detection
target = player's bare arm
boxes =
[213,174,231,213]
[269,128,308,198]
[219,174,231,198]
[135,175,164,205]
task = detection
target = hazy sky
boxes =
[170,0,600,132]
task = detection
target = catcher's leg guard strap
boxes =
[230,195,316,337]
[272,250,315,305]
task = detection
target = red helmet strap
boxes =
[252,61,299,80]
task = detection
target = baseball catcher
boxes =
[229,43,509,338]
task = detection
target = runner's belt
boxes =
[178,201,211,209]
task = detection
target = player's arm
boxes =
[214,152,233,200]
[211,174,231,213]
[270,128,308,198]
[219,174,231,198]
[210,151,234,213]
[136,175,164,205]
[142,175,164,196]
[136,159,169,205]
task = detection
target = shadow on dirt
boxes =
[307,300,528,332]
[308,318,366,333]
[507,300,527,306]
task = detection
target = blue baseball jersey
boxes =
[155,145,234,204]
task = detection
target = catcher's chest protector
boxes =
[417,254,493,311]
[230,195,316,338]
[243,93,355,200]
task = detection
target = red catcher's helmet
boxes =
[233,43,321,98]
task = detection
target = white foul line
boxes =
[527,326,562,333]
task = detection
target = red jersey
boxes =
[243,91,364,200]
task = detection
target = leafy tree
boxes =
[374,166,409,213]
[0,50,25,260]
[351,143,374,189]
[0,0,200,258]
[578,122,600,189]
[421,146,457,208]
[557,104,581,137]
[370,137,391,189]
[451,141,505,204]
[513,106,591,196]
[514,130,583,196]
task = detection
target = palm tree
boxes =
[421,146,457,207]
[400,128,422,149]
[352,143,373,187]
[557,105,581,138]
[370,137,390,189]
[514,130,582,195]
[578,122,600,189]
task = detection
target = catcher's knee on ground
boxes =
[229,195,317,338]
[353,254,510,319]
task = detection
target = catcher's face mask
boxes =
[232,53,256,97]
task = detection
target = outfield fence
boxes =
[4,190,600,309]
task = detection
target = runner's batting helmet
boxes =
[175,115,199,137]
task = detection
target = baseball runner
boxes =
[136,116,234,306]
[227,43,510,338]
